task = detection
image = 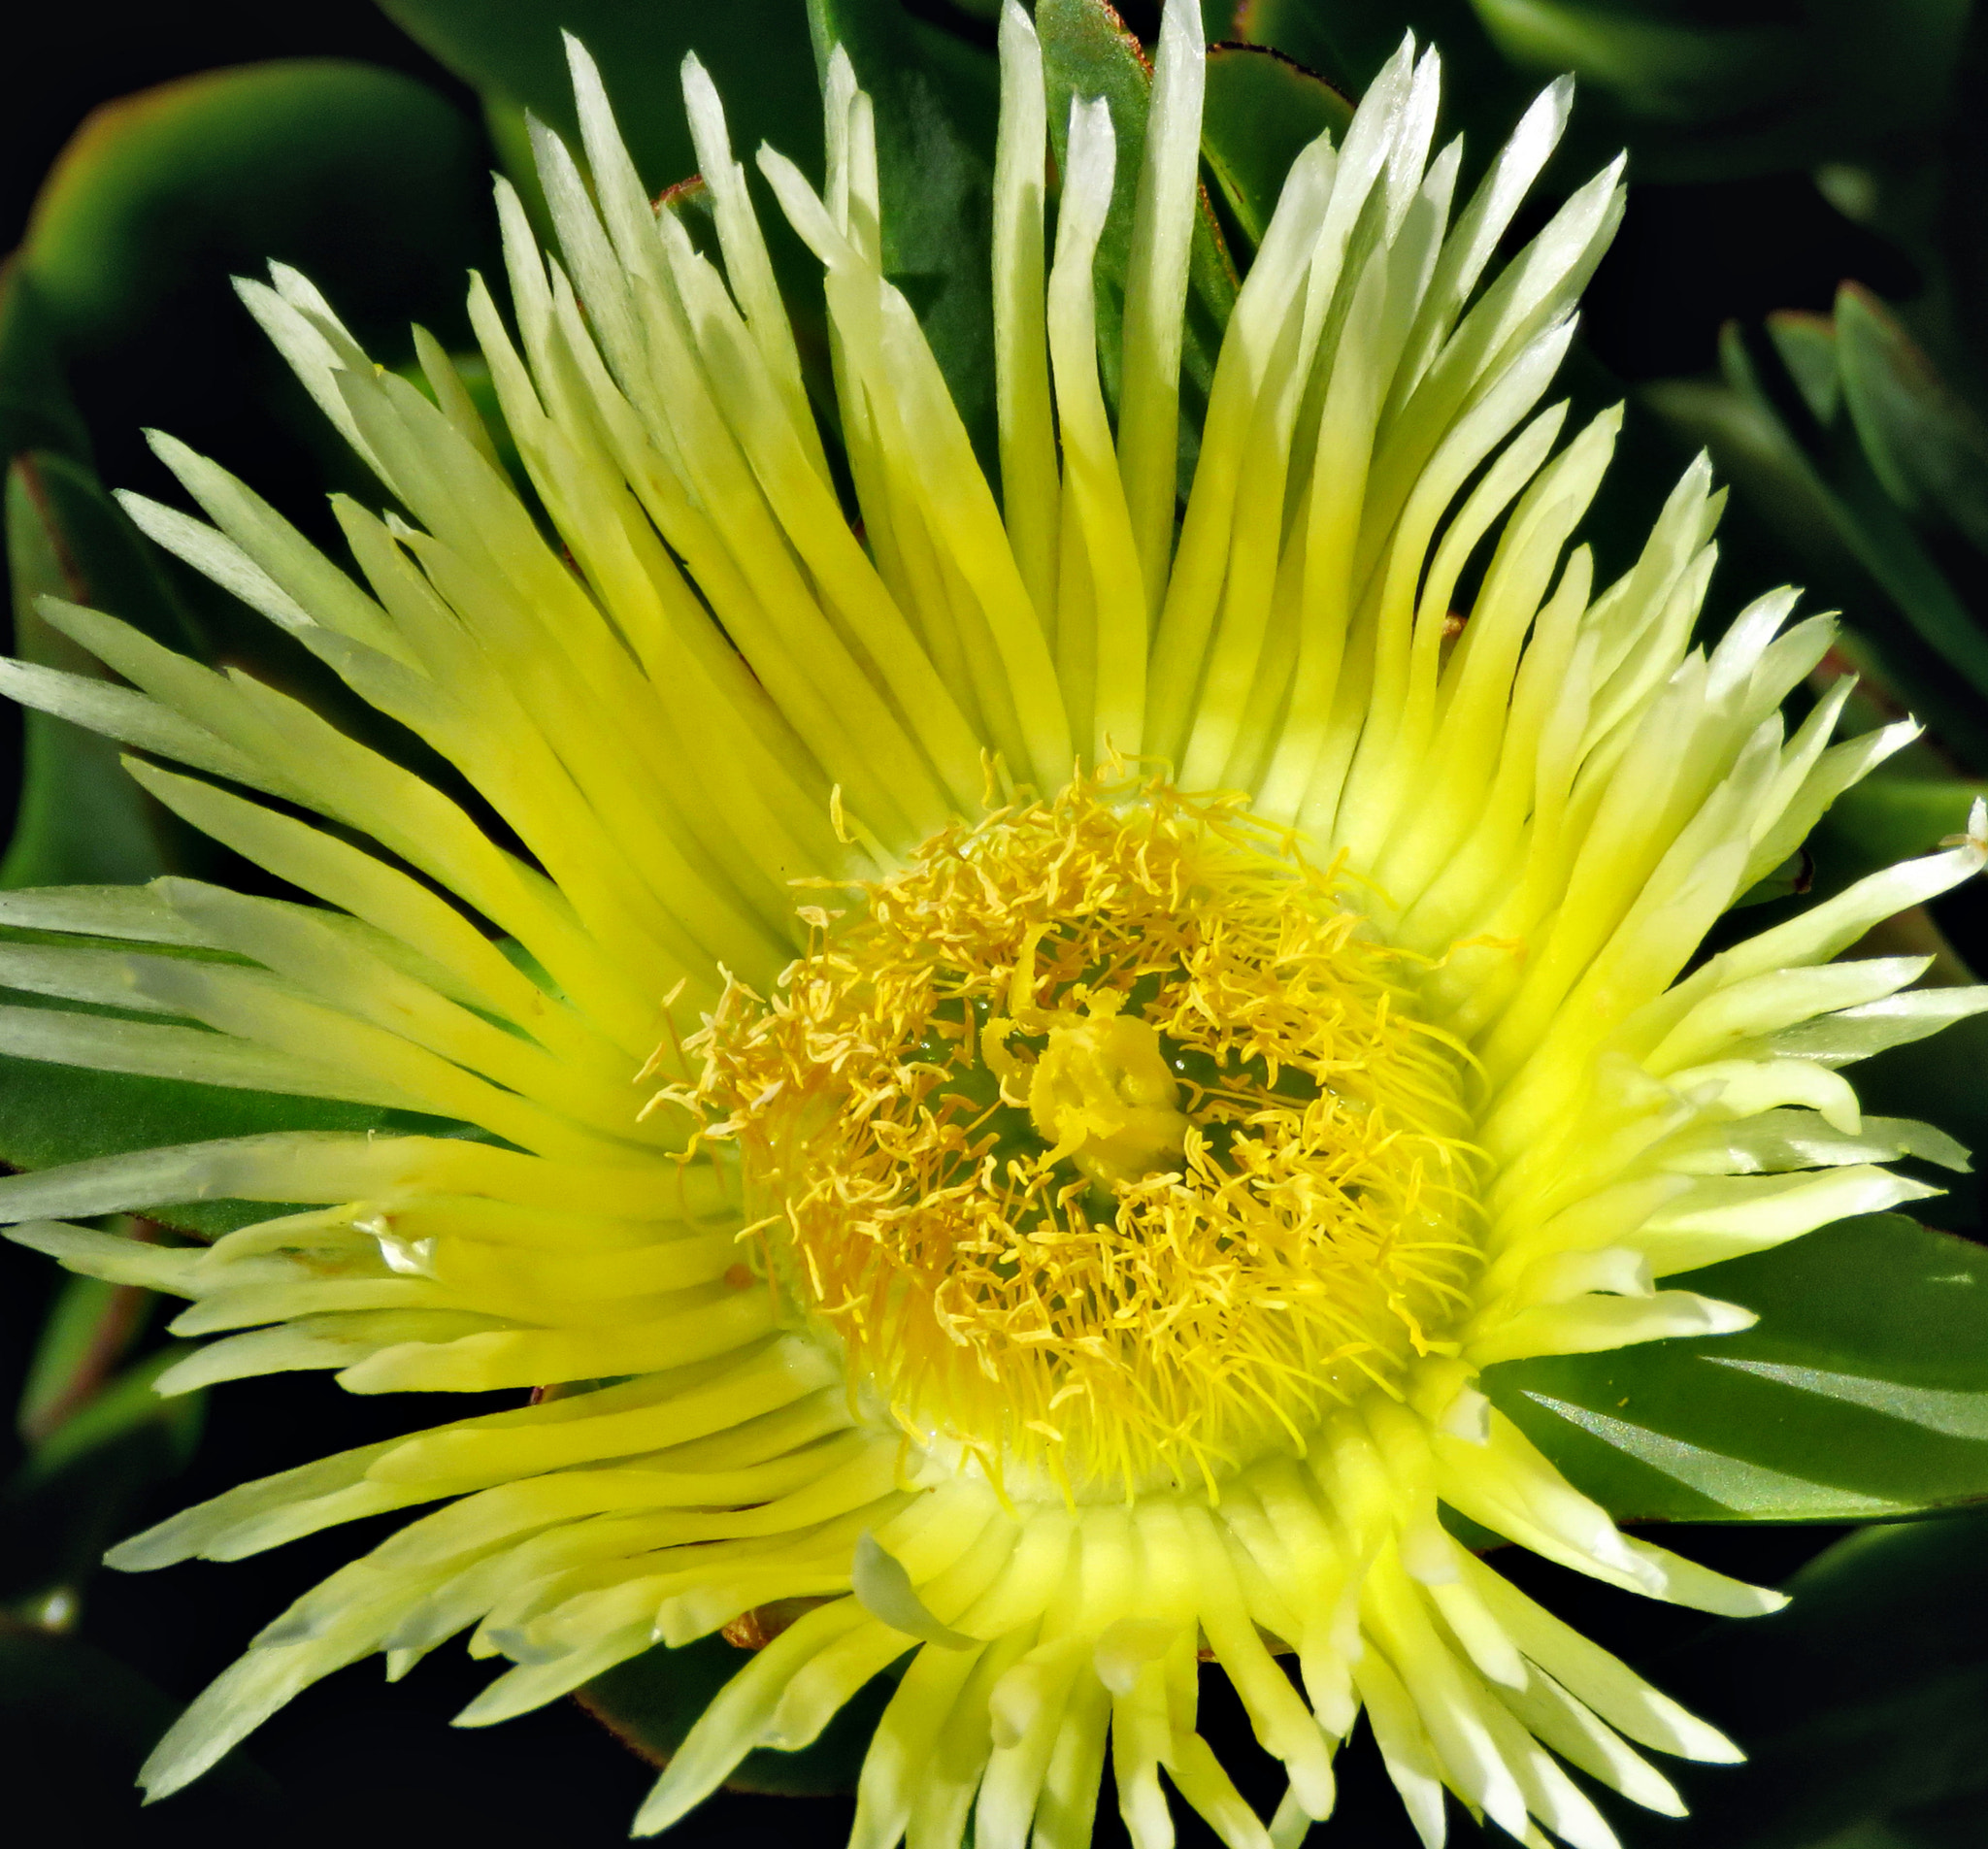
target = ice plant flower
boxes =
[3,5,1984,1845]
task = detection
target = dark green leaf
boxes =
[0,1026,482,1238]
[379,0,823,203]
[1037,0,1237,484]
[1242,0,1971,184]
[1236,0,1494,97]
[1743,309,1988,684]
[1629,1508,1988,1848]
[1201,45,1352,249]
[1818,775,1988,881]
[0,268,91,468]
[1642,327,1988,769]
[1763,307,1841,426]
[580,1625,907,1796]
[1850,1018,1988,1226]
[1236,0,1543,188]
[1484,1215,1988,1524]
[811,0,1003,469]
[17,61,489,363]
[17,1261,151,1446]
[1836,282,1988,554]
[4,452,199,888]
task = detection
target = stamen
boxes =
[667,774,1480,1498]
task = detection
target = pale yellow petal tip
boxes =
[1678,1713,1750,1765]
[1940,795,1988,853]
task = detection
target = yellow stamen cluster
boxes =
[675,778,1482,1497]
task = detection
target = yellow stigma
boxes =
[989,929,1190,1185]
[675,776,1483,1498]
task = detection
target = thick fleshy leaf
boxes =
[1627,1507,1988,1847]
[1836,281,1988,553]
[17,61,488,367]
[1642,323,1988,769]
[1816,774,1988,892]
[1485,1215,1988,1524]
[17,1257,152,1446]
[1751,311,1988,713]
[1852,1020,1988,1229]
[1038,0,1236,484]
[0,994,481,1238]
[1235,0,1498,100]
[1243,0,1971,183]
[1201,44,1352,248]
[0,268,92,468]
[4,453,200,888]
[812,0,1004,468]
[379,0,823,206]
[580,1628,904,1797]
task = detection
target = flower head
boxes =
[3,4,1983,1847]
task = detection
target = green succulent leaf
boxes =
[811,0,1003,469]
[1836,282,1988,554]
[17,1260,152,1448]
[1850,1022,1988,1226]
[14,60,489,365]
[1643,320,1988,771]
[580,1626,907,1797]
[0,269,91,469]
[1242,0,1971,184]
[1037,0,1237,484]
[1485,1215,1988,1524]
[1200,44,1352,249]
[1629,1507,1988,1848]
[379,0,824,206]
[1236,0,1499,98]
[0,1345,203,1605]
[1817,776,1988,885]
[4,453,200,889]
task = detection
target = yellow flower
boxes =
[3,4,1983,1845]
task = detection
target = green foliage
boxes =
[1039,0,1237,452]
[379,0,826,203]
[3,1345,203,1611]
[1200,45,1353,249]
[1486,1216,1988,1525]
[812,0,1004,466]
[1647,297,1988,775]
[3,452,204,889]
[1628,1508,1988,1847]
[0,52,496,709]
[1236,0,1974,183]
[16,61,487,364]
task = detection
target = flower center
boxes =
[996,936,1190,1185]
[672,777,1481,1498]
